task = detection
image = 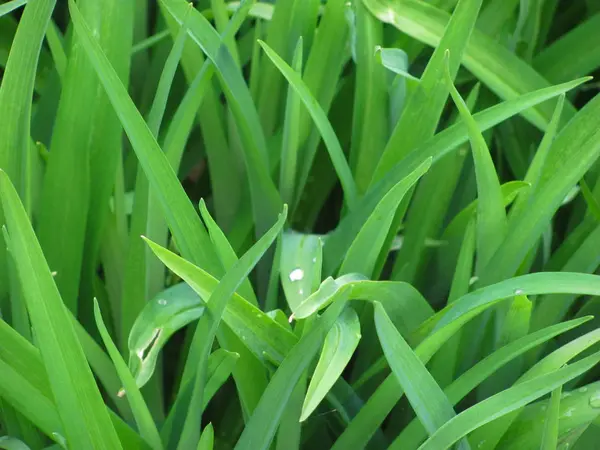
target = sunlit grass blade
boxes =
[419,352,600,450]
[349,0,388,194]
[258,39,359,211]
[393,317,592,449]
[279,38,303,209]
[160,0,282,236]
[93,300,162,450]
[234,290,351,450]
[374,302,458,438]
[444,51,506,272]
[540,385,562,450]
[338,158,431,278]
[364,0,577,130]
[371,0,483,183]
[0,171,122,448]
[301,307,361,421]
[0,0,56,314]
[0,0,27,17]
[68,0,221,275]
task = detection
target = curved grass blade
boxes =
[324,158,432,276]
[541,385,562,450]
[0,0,27,18]
[333,273,600,450]
[371,0,483,183]
[128,283,206,388]
[280,231,323,315]
[258,39,358,210]
[197,424,214,450]
[93,301,162,450]
[323,77,586,277]
[364,0,576,130]
[301,307,361,421]
[393,317,592,449]
[444,51,506,271]
[234,290,351,450]
[350,0,389,194]
[374,303,457,438]
[481,92,600,285]
[148,207,287,448]
[419,353,600,450]
[160,0,282,236]
[279,38,303,209]
[67,0,221,275]
[338,158,431,278]
[0,0,55,312]
[0,171,122,448]
[199,199,257,305]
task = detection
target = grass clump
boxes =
[1,0,600,448]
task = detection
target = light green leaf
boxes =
[0,171,121,448]
[375,303,458,437]
[93,300,162,450]
[301,307,361,421]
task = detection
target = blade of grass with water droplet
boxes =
[419,352,600,450]
[393,317,592,449]
[541,385,562,450]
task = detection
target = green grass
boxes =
[1,0,600,449]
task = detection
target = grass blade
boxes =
[301,307,361,421]
[0,171,122,448]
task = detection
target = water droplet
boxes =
[578,386,588,393]
[312,257,317,263]
[563,407,575,417]
[51,271,58,277]
[299,289,304,295]
[469,276,479,286]
[477,440,486,448]
[563,391,572,398]
[289,268,304,282]
[589,391,600,408]
[514,289,524,295]
[158,299,167,306]
[241,336,247,341]
[136,349,145,360]
[541,405,547,411]
[117,388,126,398]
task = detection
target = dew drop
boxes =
[578,386,588,393]
[514,289,524,295]
[477,440,486,449]
[299,289,304,295]
[289,268,305,282]
[563,407,575,417]
[589,391,600,408]
[158,299,167,306]
[312,257,317,263]
[117,388,126,398]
